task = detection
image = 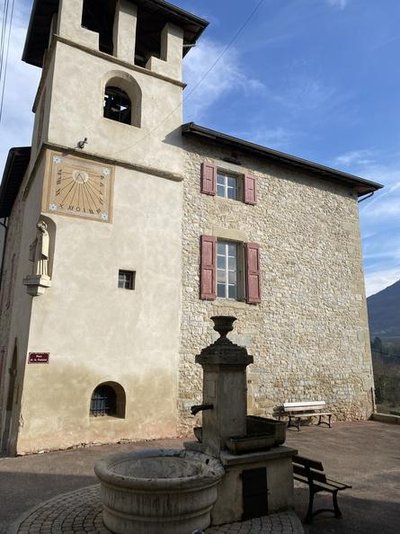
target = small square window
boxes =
[118,270,135,290]
[216,172,240,200]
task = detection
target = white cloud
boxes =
[365,267,400,297]
[358,162,400,219]
[235,125,297,152]
[327,0,349,10]
[183,38,263,122]
[0,6,40,175]
[362,195,400,218]
[271,75,337,113]
[333,149,375,167]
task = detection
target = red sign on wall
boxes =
[28,352,49,364]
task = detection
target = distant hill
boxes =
[367,279,400,340]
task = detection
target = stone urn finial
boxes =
[210,316,237,341]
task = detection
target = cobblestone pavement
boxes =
[9,484,304,534]
[206,510,303,533]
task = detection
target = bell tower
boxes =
[24,0,207,175]
[0,0,207,455]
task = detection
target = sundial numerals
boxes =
[47,153,113,223]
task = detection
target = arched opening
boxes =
[90,382,126,418]
[103,73,142,127]
[104,86,132,125]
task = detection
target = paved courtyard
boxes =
[0,421,399,533]
[7,484,303,534]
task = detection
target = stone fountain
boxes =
[186,316,297,524]
[95,448,224,534]
[95,316,297,533]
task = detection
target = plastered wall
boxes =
[16,156,183,453]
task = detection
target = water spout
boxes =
[191,403,214,416]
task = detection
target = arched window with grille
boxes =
[90,382,126,418]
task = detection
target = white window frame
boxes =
[216,240,244,300]
[216,171,241,200]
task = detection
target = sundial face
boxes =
[45,153,114,222]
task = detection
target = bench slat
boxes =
[294,475,347,493]
[326,478,352,490]
[293,465,328,484]
[288,411,331,417]
[285,406,326,413]
[284,401,326,409]
[293,455,324,471]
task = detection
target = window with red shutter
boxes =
[201,163,217,195]
[201,163,256,205]
[244,175,256,205]
[245,243,261,304]
[200,235,216,300]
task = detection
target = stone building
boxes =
[0,0,381,455]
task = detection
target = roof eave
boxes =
[182,123,383,196]
[22,0,208,67]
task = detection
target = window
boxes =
[217,172,239,200]
[201,162,256,204]
[217,241,240,299]
[90,385,116,416]
[103,73,142,127]
[200,236,261,303]
[90,382,126,418]
[118,270,135,290]
[104,86,132,125]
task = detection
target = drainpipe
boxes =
[358,192,374,203]
[0,217,8,291]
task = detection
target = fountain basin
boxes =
[95,448,225,534]
[194,416,286,454]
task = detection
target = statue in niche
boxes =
[30,220,50,277]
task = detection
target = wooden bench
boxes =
[282,401,332,430]
[293,455,351,523]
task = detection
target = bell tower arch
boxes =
[24,0,207,174]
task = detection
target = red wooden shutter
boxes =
[244,175,256,205]
[245,243,261,304]
[201,163,217,195]
[200,235,216,300]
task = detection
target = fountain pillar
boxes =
[188,316,298,526]
[196,316,253,456]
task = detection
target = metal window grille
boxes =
[90,385,117,416]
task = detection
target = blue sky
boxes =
[1,0,399,296]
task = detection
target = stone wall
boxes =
[178,138,374,434]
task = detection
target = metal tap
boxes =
[190,403,214,416]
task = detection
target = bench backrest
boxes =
[292,455,327,484]
[283,401,326,412]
